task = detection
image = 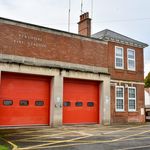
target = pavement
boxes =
[1,124,150,150]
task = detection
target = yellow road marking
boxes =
[18,125,147,150]
[104,124,150,135]
[14,127,104,142]
[4,128,60,136]
[121,135,150,142]
[112,129,150,142]
[19,125,150,149]
[117,144,150,150]
[15,130,76,141]
[19,134,92,150]
[12,133,120,142]
[12,133,150,143]
[2,124,150,150]
[27,130,150,149]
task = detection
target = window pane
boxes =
[116,58,123,67]
[116,48,123,57]
[35,101,44,106]
[75,102,83,107]
[128,50,134,59]
[129,100,135,109]
[117,87,123,98]
[63,101,71,107]
[128,60,135,69]
[117,99,123,110]
[3,100,13,106]
[129,88,135,98]
[87,102,94,107]
[20,100,29,106]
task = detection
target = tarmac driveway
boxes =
[1,124,150,150]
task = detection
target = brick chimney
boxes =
[78,12,91,37]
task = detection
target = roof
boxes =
[92,29,148,48]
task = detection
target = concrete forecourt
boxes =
[1,124,150,150]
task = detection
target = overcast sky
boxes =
[0,0,150,76]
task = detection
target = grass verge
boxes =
[0,145,9,150]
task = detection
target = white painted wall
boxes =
[145,90,150,106]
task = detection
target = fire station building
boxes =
[0,12,148,127]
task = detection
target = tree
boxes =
[145,72,150,88]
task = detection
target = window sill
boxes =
[115,67,124,70]
[128,111,137,112]
[115,110,125,113]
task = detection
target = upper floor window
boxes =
[128,87,136,112]
[116,86,124,112]
[115,46,124,69]
[127,49,135,71]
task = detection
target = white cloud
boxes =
[0,0,150,68]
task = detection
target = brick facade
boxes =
[111,84,145,124]
[0,23,107,68]
[0,17,147,125]
[108,41,145,124]
[108,42,144,82]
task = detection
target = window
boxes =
[128,49,135,71]
[3,100,13,106]
[35,101,44,106]
[87,102,94,107]
[115,46,124,69]
[63,101,71,107]
[128,87,136,111]
[20,100,29,106]
[116,86,124,111]
[75,102,83,107]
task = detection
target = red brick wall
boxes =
[109,41,145,124]
[108,42,144,82]
[0,23,108,68]
[111,84,145,124]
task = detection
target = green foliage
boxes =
[145,72,150,88]
[0,145,9,150]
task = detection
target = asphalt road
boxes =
[1,124,150,150]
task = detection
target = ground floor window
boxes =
[128,87,136,111]
[116,86,124,112]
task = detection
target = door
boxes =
[63,78,100,124]
[0,72,51,126]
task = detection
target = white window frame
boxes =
[115,86,124,112]
[127,49,136,71]
[115,46,124,69]
[128,87,136,112]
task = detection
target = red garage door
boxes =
[0,72,50,126]
[63,78,100,124]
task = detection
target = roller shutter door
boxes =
[63,78,100,124]
[0,72,50,126]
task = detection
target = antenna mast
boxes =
[91,0,93,19]
[81,0,83,14]
[91,0,93,34]
[68,0,71,32]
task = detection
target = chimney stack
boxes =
[78,12,91,37]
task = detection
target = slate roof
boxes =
[92,29,148,48]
